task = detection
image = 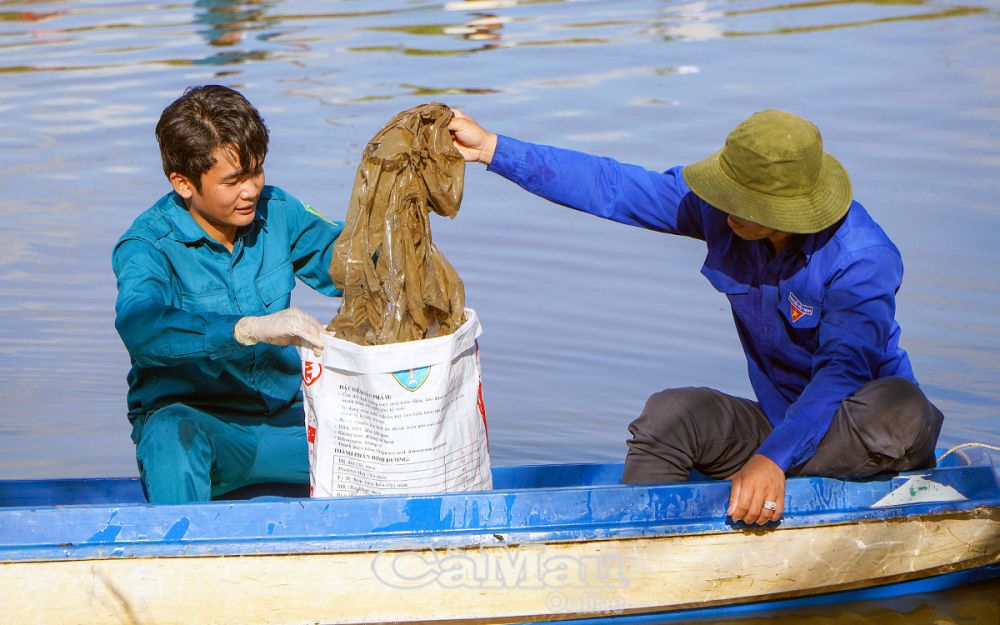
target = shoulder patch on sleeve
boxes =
[302,202,336,225]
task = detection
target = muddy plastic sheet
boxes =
[328,103,466,346]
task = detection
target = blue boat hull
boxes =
[0,447,997,624]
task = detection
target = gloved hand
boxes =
[234,307,326,356]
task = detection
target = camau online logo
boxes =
[371,544,628,590]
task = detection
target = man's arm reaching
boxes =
[448,109,703,237]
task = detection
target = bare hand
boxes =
[448,109,497,165]
[727,454,786,525]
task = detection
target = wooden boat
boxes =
[0,446,997,625]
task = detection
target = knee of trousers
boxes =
[135,404,211,465]
[629,387,717,443]
[849,376,943,458]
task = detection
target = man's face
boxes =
[170,146,265,245]
[726,213,778,241]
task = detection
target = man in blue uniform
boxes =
[448,108,943,525]
[113,85,343,502]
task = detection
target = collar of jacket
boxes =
[788,211,846,264]
[164,192,267,245]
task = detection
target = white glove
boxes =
[234,307,326,356]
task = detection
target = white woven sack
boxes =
[301,309,490,497]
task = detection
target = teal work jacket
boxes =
[112,186,343,423]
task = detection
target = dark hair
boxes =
[155,85,269,191]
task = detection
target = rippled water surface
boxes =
[1,0,998,622]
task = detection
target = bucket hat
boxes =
[682,110,852,234]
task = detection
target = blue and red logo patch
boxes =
[788,292,814,323]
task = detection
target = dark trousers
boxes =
[622,376,944,484]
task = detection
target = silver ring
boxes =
[763,500,778,511]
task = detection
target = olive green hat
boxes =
[682,110,852,234]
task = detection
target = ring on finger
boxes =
[763,500,778,512]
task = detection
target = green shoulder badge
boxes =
[302,202,336,225]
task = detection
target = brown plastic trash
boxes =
[327,103,466,346]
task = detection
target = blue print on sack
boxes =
[392,366,431,392]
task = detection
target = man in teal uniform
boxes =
[113,85,343,503]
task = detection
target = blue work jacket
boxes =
[490,135,916,471]
[112,186,343,423]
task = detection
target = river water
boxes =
[0,0,997,623]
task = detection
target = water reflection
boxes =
[195,0,272,47]
[448,14,507,41]
[726,5,988,38]
[1,0,987,74]
[0,8,68,24]
[369,13,508,43]
[444,0,531,10]
[358,11,509,55]
[647,1,724,42]
[400,83,500,96]
[671,577,1000,624]
[346,43,479,57]
[729,0,965,17]
[526,65,699,90]
[565,0,988,43]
